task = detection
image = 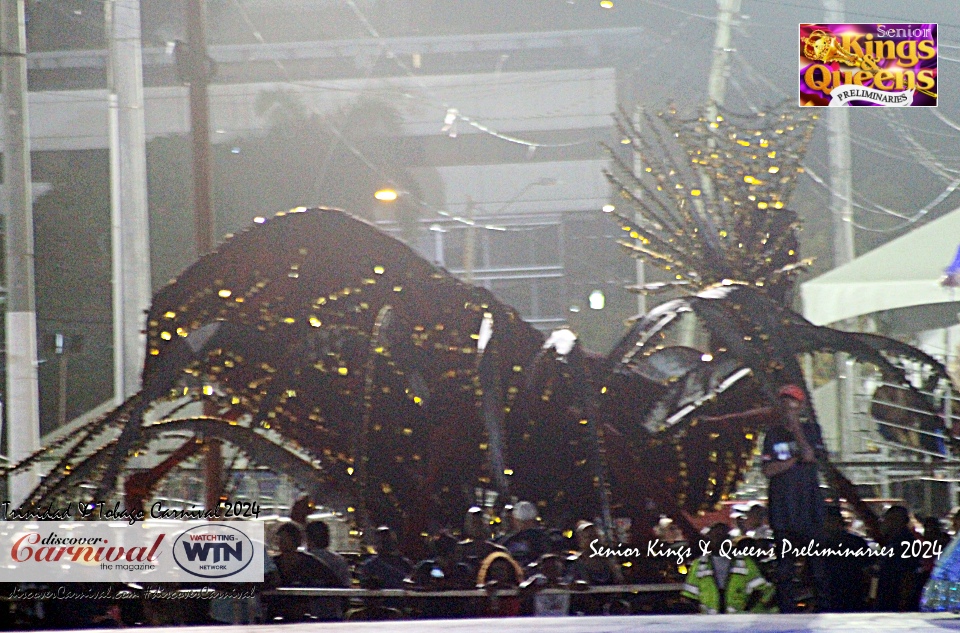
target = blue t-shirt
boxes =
[761,422,826,538]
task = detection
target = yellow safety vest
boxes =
[681,556,776,614]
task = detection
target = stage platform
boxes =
[93,613,960,632]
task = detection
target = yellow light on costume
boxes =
[690,189,701,196]
[218,289,232,298]
[600,0,614,7]
[374,188,399,202]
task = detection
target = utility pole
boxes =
[462,197,476,284]
[184,0,221,510]
[186,0,214,255]
[106,0,152,403]
[677,0,740,345]
[705,0,741,123]
[824,0,855,461]
[2,0,40,504]
[631,106,646,316]
[824,0,855,268]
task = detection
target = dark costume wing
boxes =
[17,209,553,533]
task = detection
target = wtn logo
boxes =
[172,524,257,579]
[181,540,243,564]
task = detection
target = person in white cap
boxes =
[500,501,551,567]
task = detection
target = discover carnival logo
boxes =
[0,521,263,583]
[172,524,255,579]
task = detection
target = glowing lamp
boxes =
[589,290,605,310]
[374,188,399,202]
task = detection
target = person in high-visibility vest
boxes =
[681,523,777,614]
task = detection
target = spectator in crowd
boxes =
[876,505,922,612]
[565,521,624,586]
[477,551,525,617]
[456,506,508,572]
[919,516,952,595]
[408,533,475,590]
[730,504,751,538]
[519,554,578,616]
[653,516,685,543]
[267,522,342,622]
[760,383,829,612]
[681,522,776,614]
[821,506,870,612]
[744,503,774,540]
[357,526,414,590]
[306,520,352,588]
[500,501,551,567]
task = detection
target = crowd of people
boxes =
[679,383,956,615]
[5,384,956,627]
[675,500,954,615]
[257,500,635,623]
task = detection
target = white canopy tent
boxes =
[801,206,960,326]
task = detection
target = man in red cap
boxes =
[760,383,829,612]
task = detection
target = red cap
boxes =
[778,384,806,403]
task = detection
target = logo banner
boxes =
[800,23,937,107]
[828,85,914,107]
[0,521,264,583]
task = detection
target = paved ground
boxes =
[85,613,960,632]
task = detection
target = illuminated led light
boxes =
[600,0,614,7]
[338,367,349,376]
[253,216,265,223]
[374,188,399,202]
[347,467,354,475]
[163,311,176,319]
[218,289,232,298]
[602,204,615,213]
[690,189,701,197]
[202,385,214,396]
[589,289,605,310]
[160,331,172,340]
[309,317,322,327]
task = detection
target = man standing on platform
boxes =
[760,383,829,612]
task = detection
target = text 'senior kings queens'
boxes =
[800,23,937,107]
